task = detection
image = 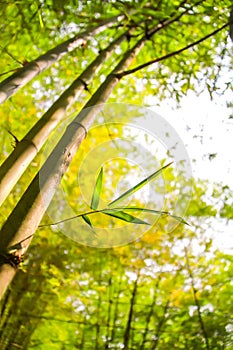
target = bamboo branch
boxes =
[0,14,124,104]
[0,29,130,207]
[117,22,229,78]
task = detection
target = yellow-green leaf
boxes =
[91,167,103,210]
[108,162,172,208]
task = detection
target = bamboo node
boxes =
[23,139,39,152]
[0,253,23,269]
[78,78,91,93]
[69,122,88,138]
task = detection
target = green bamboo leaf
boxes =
[81,215,97,235]
[82,214,93,228]
[38,10,44,29]
[116,207,190,225]
[102,209,149,225]
[116,207,170,215]
[108,162,173,208]
[168,214,190,226]
[90,167,103,210]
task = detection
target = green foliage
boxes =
[43,164,187,230]
[90,167,103,210]
[0,1,233,349]
[102,208,149,225]
[108,162,172,208]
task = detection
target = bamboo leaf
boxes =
[108,162,173,208]
[91,167,103,210]
[82,215,97,235]
[168,214,190,226]
[38,10,44,29]
[102,209,149,225]
[116,207,190,225]
[116,207,170,215]
[82,214,93,228]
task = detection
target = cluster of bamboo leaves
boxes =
[61,162,189,233]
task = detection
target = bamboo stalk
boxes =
[0,29,130,207]
[0,21,165,299]
[0,14,124,104]
[123,274,139,350]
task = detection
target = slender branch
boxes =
[117,22,229,78]
[230,7,233,42]
[143,0,204,40]
[38,208,120,227]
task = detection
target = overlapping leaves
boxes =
[44,163,188,233]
